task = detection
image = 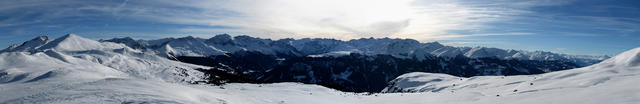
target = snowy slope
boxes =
[1,34,207,83]
[0,45,355,103]
[1,36,52,52]
[382,47,640,103]
[0,35,359,103]
[155,36,226,57]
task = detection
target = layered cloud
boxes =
[0,0,557,41]
[1,0,639,56]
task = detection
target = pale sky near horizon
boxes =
[0,0,639,55]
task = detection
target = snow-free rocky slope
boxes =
[0,34,638,103]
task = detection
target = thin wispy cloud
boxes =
[0,0,555,41]
[0,0,639,55]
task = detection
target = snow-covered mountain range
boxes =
[101,34,609,65]
[0,34,208,83]
[97,34,609,92]
[0,34,637,103]
[0,34,610,93]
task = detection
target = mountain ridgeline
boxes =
[177,52,579,92]
[95,34,609,92]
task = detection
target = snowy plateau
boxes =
[0,34,637,104]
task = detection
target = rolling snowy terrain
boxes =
[0,34,637,104]
[382,47,640,103]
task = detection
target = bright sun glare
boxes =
[209,0,486,41]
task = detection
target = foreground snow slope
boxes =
[0,50,354,103]
[383,47,640,103]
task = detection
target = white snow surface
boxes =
[155,36,226,57]
[382,47,640,104]
[0,34,637,104]
[0,34,207,84]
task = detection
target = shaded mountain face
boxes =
[94,34,605,92]
[175,52,579,92]
[99,37,145,49]
[102,34,609,65]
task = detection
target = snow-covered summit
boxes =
[3,34,129,53]
[156,36,226,57]
[597,47,640,67]
[39,34,127,51]
[2,36,52,52]
[0,34,207,83]
[99,37,145,49]
[205,34,234,45]
[464,47,509,58]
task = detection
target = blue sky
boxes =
[0,0,638,55]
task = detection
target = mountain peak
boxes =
[184,36,196,39]
[101,37,144,49]
[604,47,640,67]
[109,37,136,42]
[37,34,125,52]
[61,34,78,38]
[175,36,200,41]
[429,41,442,45]
[24,36,51,44]
[206,34,234,45]
[34,36,49,41]
[118,37,135,41]
[55,34,89,42]
[2,35,52,52]
[50,34,90,43]
[214,34,231,38]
